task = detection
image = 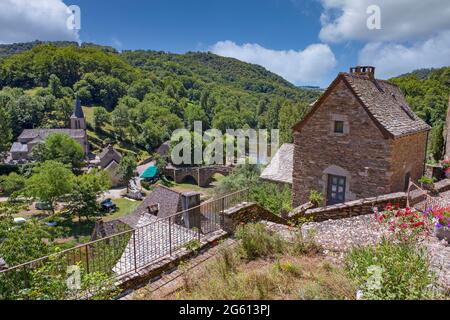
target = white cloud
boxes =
[358,30,450,79]
[0,0,79,44]
[319,0,450,43]
[210,41,337,85]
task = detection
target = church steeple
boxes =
[70,97,86,130]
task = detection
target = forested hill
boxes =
[0,41,117,59]
[0,42,318,158]
[390,67,450,161]
[122,50,318,101]
[389,67,450,127]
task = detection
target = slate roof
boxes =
[71,98,84,119]
[260,144,294,184]
[99,144,121,160]
[119,186,184,227]
[10,142,28,153]
[18,129,86,140]
[156,141,170,156]
[294,69,431,138]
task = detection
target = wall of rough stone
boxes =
[290,192,407,222]
[292,80,392,207]
[222,202,288,233]
[390,132,428,192]
[164,166,232,187]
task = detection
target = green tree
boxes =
[278,102,307,144]
[430,121,445,162]
[22,161,75,215]
[111,103,130,138]
[118,155,137,192]
[93,106,110,131]
[0,107,12,158]
[31,133,85,170]
[184,103,209,130]
[0,172,26,196]
[212,107,243,132]
[48,74,63,98]
[127,79,154,101]
[0,216,59,269]
[68,170,111,221]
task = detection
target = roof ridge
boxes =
[156,184,184,195]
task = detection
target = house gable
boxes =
[293,73,392,139]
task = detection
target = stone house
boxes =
[97,144,123,187]
[99,144,122,169]
[9,98,88,161]
[91,186,201,240]
[292,66,431,207]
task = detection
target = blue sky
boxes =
[1,0,450,87]
[68,0,352,86]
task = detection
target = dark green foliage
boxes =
[0,43,320,155]
[430,121,445,161]
[390,67,450,128]
[118,155,137,186]
[0,172,26,195]
[67,169,111,220]
[31,133,85,170]
[216,164,292,216]
[93,106,110,131]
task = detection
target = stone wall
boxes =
[434,179,450,193]
[390,132,428,192]
[290,192,407,222]
[292,80,392,207]
[221,202,288,233]
[164,166,232,187]
[425,164,445,181]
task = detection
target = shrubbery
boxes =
[345,239,438,300]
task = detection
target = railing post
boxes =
[133,229,138,272]
[169,217,172,256]
[85,245,90,274]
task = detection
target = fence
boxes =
[0,189,249,299]
[407,181,450,211]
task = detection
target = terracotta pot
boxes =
[435,226,450,243]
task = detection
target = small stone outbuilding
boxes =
[292,66,431,207]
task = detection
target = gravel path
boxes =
[301,214,389,253]
[298,214,450,291]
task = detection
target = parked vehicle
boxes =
[35,202,52,210]
[101,198,117,213]
[13,217,26,224]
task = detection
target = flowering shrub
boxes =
[445,168,450,178]
[374,203,432,242]
[441,160,450,169]
[427,207,450,229]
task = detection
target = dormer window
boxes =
[334,121,344,134]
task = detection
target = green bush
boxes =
[216,164,292,216]
[309,190,324,207]
[418,176,435,185]
[345,239,438,300]
[235,223,285,260]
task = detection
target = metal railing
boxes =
[407,181,450,211]
[0,189,249,299]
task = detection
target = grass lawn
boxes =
[169,174,226,199]
[102,198,142,222]
[10,198,141,248]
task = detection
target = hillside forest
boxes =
[0,42,448,161]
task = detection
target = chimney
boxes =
[350,66,375,78]
[181,192,202,230]
[147,203,160,216]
